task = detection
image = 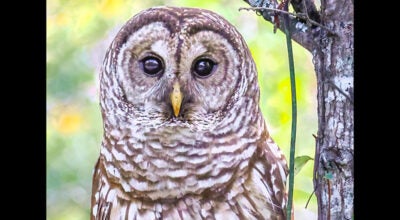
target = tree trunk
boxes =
[242,0,354,219]
[313,0,354,219]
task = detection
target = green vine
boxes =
[282,0,297,219]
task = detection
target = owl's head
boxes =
[100,6,260,131]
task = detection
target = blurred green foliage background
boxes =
[47,0,317,219]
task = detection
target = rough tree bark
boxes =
[242,0,354,219]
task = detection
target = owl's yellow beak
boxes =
[170,82,183,117]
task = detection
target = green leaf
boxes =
[294,155,313,176]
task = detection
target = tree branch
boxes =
[241,0,324,52]
[239,7,334,34]
[291,0,321,24]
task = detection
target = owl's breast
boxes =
[102,122,258,201]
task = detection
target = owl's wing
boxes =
[90,157,113,220]
[263,136,289,209]
[249,133,288,219]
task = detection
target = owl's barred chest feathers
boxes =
[96,134,284,220]
[96,112,286,219]
[101,102,263,199]
[92,6,287,220]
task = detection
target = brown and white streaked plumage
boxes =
[91,6,288,220]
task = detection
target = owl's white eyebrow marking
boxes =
[150,40,169,60]
[190,42,208,57]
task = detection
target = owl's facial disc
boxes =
[115,20,244,125]
[170,81,182,117]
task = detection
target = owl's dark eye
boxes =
[140,56,163,76]
[192,58,216,78]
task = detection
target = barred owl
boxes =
[91,6,288,220]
